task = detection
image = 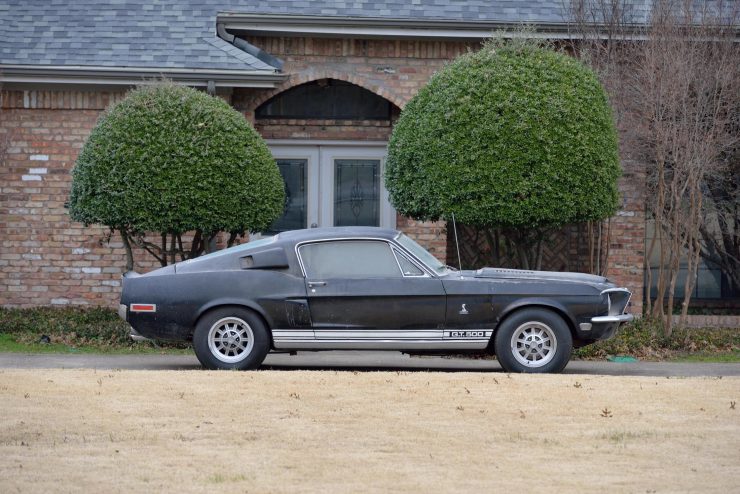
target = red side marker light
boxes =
[130,304,156,313]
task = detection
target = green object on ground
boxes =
[608,355,638,363]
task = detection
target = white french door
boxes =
[266,141,395,232]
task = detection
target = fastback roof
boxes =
[277,227,400,244]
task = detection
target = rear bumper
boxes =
[117,304,127,321]
[129,327,151,342]
[119,304,152,342]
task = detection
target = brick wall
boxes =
[253,118,395,141]
[0,90,160,307]
[603,160,646,314]
[396,215,447,260]
[236,36,477,114]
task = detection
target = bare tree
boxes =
[633,0,738,333]
[700,145,740,292]
[566,0,739,335]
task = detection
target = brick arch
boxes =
[247,71,407,113]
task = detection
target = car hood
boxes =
[470,268,609,287]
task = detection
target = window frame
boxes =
[391,247,429,278]
[295,238,432,280]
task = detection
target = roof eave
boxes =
[0,65,287,89]
[216,12,647,40]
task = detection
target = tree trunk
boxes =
[535,236,544,271]
[645,225,658,315]
[170,233,176,265]
[120,230,134,272]
[160,233,168,267]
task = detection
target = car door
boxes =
[297,239,447,343]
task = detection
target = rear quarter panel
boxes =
[122,269,306,340]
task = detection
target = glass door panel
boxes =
[333,159,380,227]
[266,159,308,234]
[267,143,392,231]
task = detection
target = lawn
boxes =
[0,369,738,493]
[0,333,191,355]
[671,350,740,363]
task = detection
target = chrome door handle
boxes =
[308,281,327,288]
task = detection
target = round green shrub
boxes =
[69,83,285,235]
[385,43,621,229]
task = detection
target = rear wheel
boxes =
[193,307,270,370]
[494,308,572,373]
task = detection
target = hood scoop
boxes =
[474,268,607,284]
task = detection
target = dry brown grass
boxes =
[0,369,738,493]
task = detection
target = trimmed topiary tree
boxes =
[69,83,285,270]
[385,41,621,269]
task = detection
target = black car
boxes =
[119,227,633,373]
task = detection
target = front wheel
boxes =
[193,307,270,370]
[494,308,573,373]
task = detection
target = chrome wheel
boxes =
[207,317,255,364]
[510,321,557,368]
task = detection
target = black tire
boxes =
[493,308,573,374]
[193,307,270,370]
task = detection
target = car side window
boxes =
[299,240,403,279]
[393,249,425,276]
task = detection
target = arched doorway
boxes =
[254,79,400,233]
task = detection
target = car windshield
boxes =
[395,233,448,275]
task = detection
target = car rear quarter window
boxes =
[299,240,402,279]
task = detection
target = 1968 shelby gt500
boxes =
[119,227,633,373]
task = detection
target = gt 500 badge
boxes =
[446,330,487,338]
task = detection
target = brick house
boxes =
[1,1,646,312]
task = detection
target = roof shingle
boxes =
[0,1,656,71]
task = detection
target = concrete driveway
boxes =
[0,351,738,376]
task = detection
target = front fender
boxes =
[496,298,578,334]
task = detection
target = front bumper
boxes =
[591,313,634,324]
[577,288,634,342]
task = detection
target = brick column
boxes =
[605,160,646,315]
